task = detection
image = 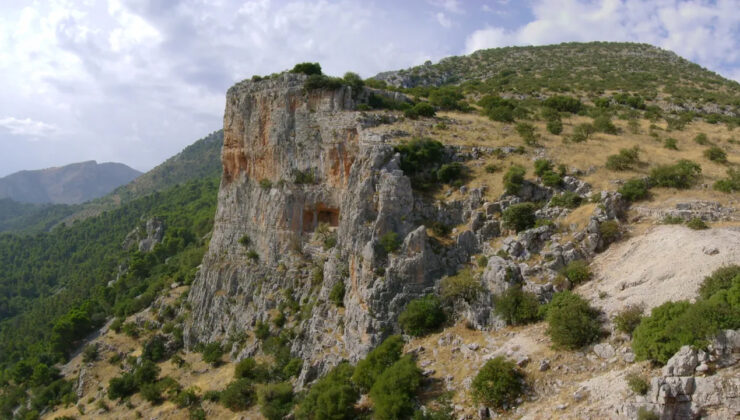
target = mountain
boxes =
[0,130,223,234]
[5,42,740,419]
[0,161,141,205]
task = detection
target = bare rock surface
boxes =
[580,225,740,317]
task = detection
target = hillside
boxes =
[0,161,141,205]
[1,43,738,420]
[375,42,740,112]
[0,131,223,234]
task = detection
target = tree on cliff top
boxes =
[291,63,322,76]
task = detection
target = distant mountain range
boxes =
[0,130,223,233]
[0,160,141,205]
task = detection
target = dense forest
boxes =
[0,177,218,417]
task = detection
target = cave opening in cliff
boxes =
[302,203,339,232]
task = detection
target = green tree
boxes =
[470,356,524,409]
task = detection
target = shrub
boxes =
[134,359,160,385]
[82,344,98,363]
[292,168,317,184]
[394,137,445,189]
[502,202,536,232]
[259,179,272,190]
[201,342,224,366]
[291,62,322,75]
[437,162,466,184]
[599,220,621,246]
[220,379,255,411]
[631,301,691,363]
[593,115,618,134]
[398,295,446,337]
[560,260,591,285]
[543,95,582,113]
[533,159,553,177]
[571,123,595,142]
[686,218,708,230]
[379,232,401,254]
[352,335,404,391]
[329,282,345,307]
[605,147,640,171]
[487,106,514,122]
[546,119,563,135]
[140,382,163,404]
[484,163,498,173]
[173,388,200,408]
[342,72,364,93]
[693,133,709,145]
[649,160,701,189]
[440,268,484,304]
[369,356,422,420]
[142,335,168,362]
[544,291,602,349]
[428,86,467,111]
[614,304,644,335]
[662,214,684,224]
[503,165,526,195]
[282,358,302,378]
[238,234,251,247]
[549,191,583,208]
[515,122,537,145]
[304,74,343,91]
[697,265,740,300]
[619,178,650,202]
[704,146,727,163]
[257,382,294,420]
[470,356,524,409]
[297,363,358,420]
[663,137,678,150]
[713,168,740,193]
[234,358,266,380]
[404,102,436,119]
[541,170,562,187]
[626,373,649,395]
[108,374,137,400]
[476,255,488,268]
[493,286,541,325]
[255,321,270,340]
[246,249,259,261]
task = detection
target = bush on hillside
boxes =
[663,137,678,150]
[559,260,592,285]
[599,220,621,245]
[404,102,436,119]
[649,160,701,189]
[544,291,602,349]
[398,295,446,337]
[220,379,255,412]
[257,382,294,420]
[698,265,740,300]
[713,168,740,193]
[379,232,402,254]
[291,62,322,75]
[502,202,536,232]
[369,356,423,420]
[614,304,644,335]
[493,286,541,326]
[297,363,358,420]
[704,146,727,163]
[549,191,583,208]
[436,162,465,183]
[470,356,524,409]
[543,95,582,113]
[571,123,595,142]
[605,147,640,171]
[201,342,224,366]
[534,159,553,177]
[440,268,484,304]
[515,122,537,145]
[503,165,526,195]
[619,178,650,202]
[304,74,343,91]
[329,281,346,307]
[686,218,708,230]
[234,358,271,382]
[546,118,563,135]
[352,335,404,392]
[693,133,710,145]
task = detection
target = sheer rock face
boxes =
[185,74,458,382]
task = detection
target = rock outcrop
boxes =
[185,74,475,381]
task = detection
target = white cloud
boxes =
[430,0,465,14]
[0,117,59,138]
[464,0,740,82]
[437,12,452,28]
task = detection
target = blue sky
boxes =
[0,0,738,176]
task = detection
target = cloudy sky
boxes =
[1,0,738,176]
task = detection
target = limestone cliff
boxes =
[185,74,470,381]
